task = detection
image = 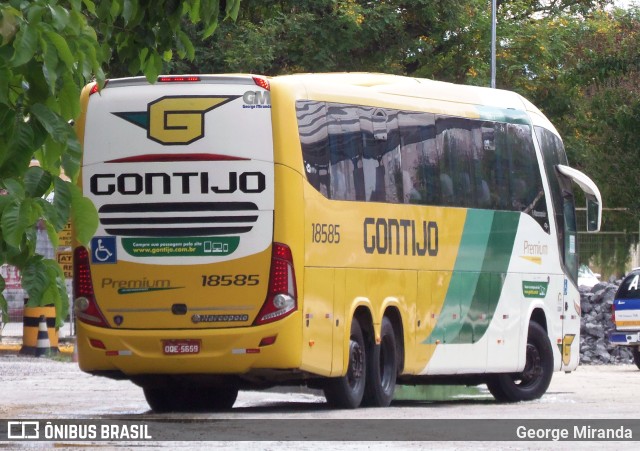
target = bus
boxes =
[74,73,601,411]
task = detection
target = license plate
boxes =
[162,339,201,355]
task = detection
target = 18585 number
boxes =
[201,274,259,287]
[311,223,341,244]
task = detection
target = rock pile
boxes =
[579,280,634,364]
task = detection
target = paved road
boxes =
[1,355,639,448]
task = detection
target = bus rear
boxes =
[74,75,301,410]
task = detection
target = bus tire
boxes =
[632,347,640,370]
[143,383,238,412]
[362,316,397,407]
[323,317,366,409]
[486,322,553,402]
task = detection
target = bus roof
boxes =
[274,72,558,134]
[95,72,560,136]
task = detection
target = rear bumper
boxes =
[609,330,640,346]
[77,311,303,376]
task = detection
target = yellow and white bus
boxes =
[74,73,601,411]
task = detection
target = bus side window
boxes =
[398,111,437,205]
[326,105,364,201]
[508,123,548,230]
[297,100,330,196]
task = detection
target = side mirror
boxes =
[556,165,602,233]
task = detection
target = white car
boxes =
[578,265,601,287]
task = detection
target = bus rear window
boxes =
[616,272,640,300]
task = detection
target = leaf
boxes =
[39,137,65,174]
[1,200,31,248]
[43,30,74,70]
[200,0,220,38]
[24,166,52,198]
[178,30,195,60]
[122,0,138,26]
[52,177,72,230]
[0,64,10,104]
[48,5,71,32]
[3,122,34,178]
[70,183,98,245]
[27,5,46,25]
[41,34,59,94]
[21,257,48,307]
[30,103,68,143]
[202,17,219,38]
[36,258,68,326]
[225,0,241,21]
[188,0,201,23]
[44,218,60,249]
[82,0,97,17]
[143,51,162,83]
[0,6,20,46]
[61,133,81,180]
[58,75,81,120]
[10,22,38,67]
[2,178,25,200]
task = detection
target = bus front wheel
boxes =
[323,317,367,409]
[486,322,553,402]
[362,316,397,407]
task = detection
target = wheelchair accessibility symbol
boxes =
[91,236,117,264]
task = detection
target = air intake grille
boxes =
[99,202,259,237]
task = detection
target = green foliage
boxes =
[0,0,238,325]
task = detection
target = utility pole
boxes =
[491,0,497,89]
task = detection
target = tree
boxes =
[0,0,240,325]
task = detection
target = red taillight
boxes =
[158,76,201,83]
[89,80,108,95]
[254,243,297,325]
[73,246,110,328]
[259,335,277,347]
[612,302,616,322]
[89,339,106,349]
[252,76,270,91]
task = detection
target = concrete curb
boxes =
[0,341,74,354]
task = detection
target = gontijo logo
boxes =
[113,96,238,145]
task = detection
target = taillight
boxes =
[73,246,110,328]
[612,301,616,323]
[89,80,108,95]
[254,243,297,325]
[252,76,270,91]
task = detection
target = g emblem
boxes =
[113,95,238,145]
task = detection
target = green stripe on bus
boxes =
[455,210,520,343]
[424,209,493,344]
[424,210,520,345]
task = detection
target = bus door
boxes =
[556,171,579,369]
[555,164,602,369]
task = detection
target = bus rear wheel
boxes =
[143,382,238,412]
[362,316,397,407]
[486,322,553,402]
[324,318,366,409]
